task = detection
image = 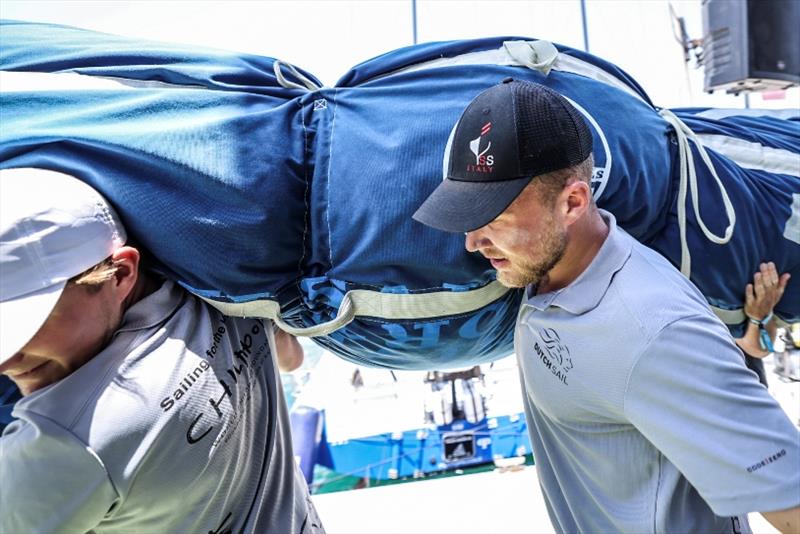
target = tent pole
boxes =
[412,0,418,45]
[580,0,590,52]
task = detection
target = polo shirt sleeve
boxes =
[0,414,118,532]
[623,313,800,517]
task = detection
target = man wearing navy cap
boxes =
[414,79,799,533]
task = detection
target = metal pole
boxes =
[580,0,590,53]
[412,0,418,45]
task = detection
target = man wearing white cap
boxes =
[0,168,323,533]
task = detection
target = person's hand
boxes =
[274,328,304,373]
[744,262,790,321]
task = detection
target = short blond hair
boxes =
[69,257,118,291]
[533,154,595,207]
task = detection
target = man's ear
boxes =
[562,180,592,227]
[109,246,140,304]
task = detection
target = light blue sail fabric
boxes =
[0,20,316,305]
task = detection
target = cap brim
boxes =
[412,176,532,233]
[0,281,66,365]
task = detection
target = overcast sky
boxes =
[3,0,797,109]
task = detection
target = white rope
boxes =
[659,109,737,278]
[272,59,321,92]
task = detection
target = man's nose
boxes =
[465,230,484,252]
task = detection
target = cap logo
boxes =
[466,122,494,173]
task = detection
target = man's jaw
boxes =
[478,249,529,287]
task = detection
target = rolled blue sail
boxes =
[0,19,317,306]
[2,20,798,371]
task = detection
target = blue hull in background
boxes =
[288,358,533,491]
[322,413,530,482]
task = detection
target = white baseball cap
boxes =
[0,168,127,364]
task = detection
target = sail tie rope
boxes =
[658,109,736,278]
[273,59,321,91]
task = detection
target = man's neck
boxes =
[537,209,609,294]
[123,271,161,312]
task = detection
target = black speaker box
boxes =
[703,0,800,93]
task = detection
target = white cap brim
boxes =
[0,281,66,365]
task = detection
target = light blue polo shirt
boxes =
[0,281,323,534]
[516,210,800,534]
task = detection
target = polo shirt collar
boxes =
[16,279,185,406]
[524,209,632,315]
[116,278,185,333]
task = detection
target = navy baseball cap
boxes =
[413,79,593,233]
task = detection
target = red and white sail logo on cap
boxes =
[467,122,494,173]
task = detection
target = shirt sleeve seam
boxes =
[621,313,707,420]
[10,410,123,507]
[702,478,800,517]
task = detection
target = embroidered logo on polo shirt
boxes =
[533,327,573,386]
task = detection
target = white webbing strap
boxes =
[659,109,737,278]
[200,280,511,337]
[0,70,180,91]
[272,60,321,92]
[710,305,791,327]
[695,134,800,178]
[710,305,745,325]
[0,63,321,92]
[695,108,800,121]
[502,40,559,76]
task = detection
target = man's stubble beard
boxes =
[496,227,567,289]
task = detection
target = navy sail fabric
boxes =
[2,20,798,370]
[649,108,800,332]
[306,37,674,366]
